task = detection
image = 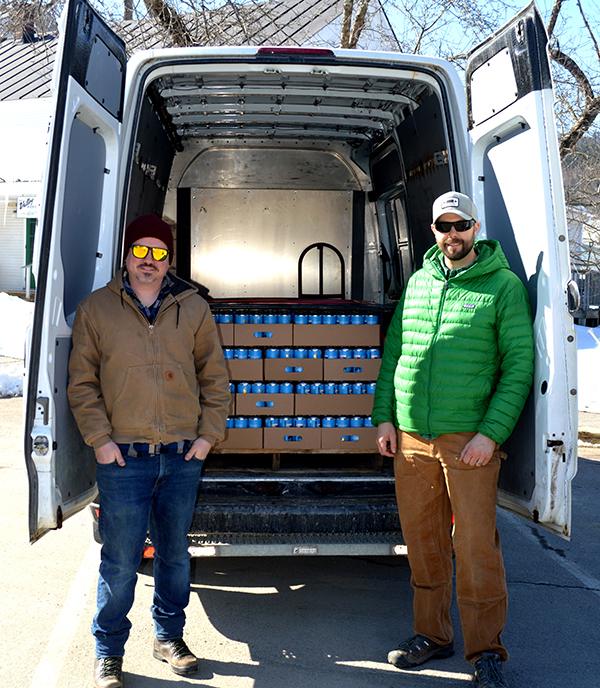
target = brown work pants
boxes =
[394,430,508,664]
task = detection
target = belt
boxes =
[116,440,192,458]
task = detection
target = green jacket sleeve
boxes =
[371,294,405,426]
[477,274,534,444]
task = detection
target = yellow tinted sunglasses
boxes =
[131,244,170,262]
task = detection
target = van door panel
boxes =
[25,0,125,542]
[467,2,577,538]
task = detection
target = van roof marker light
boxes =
[256,47,335,57]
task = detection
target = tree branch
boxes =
[340,0,354,48]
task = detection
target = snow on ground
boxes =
[0,292,599,411]
[0,293,33,398]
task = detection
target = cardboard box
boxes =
[295,394,375,416]
[235,323,293,347]
[236,393,294,416]
[263,427,321,450]
[324,358,381,381]
[293,324,380,347]
[264,358,323,381]
[215,322,234,347]
[321,426,378,450]
[217,428,263,450]
[225,359,263,381]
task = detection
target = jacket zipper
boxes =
[426,275,450,435]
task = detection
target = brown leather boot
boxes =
[153,637,198,675]
[93,657,123,688]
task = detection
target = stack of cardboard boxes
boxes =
[214,310,382,451]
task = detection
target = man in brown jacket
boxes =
[68,215,230,688]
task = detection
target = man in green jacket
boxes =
[68,215,230,688]
[372,191,534,688]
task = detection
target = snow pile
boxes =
[0,292,33,398]
[0,292,599,411]
[574,325,600,412]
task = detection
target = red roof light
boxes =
[257,47,335,57]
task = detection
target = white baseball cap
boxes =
[432,191,478,223]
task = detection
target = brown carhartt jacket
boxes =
[67,268,230,450]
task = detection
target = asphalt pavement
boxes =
[3,397,600,688]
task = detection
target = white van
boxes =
[25,0,578,554]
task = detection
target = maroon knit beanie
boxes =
[124,215,174,263]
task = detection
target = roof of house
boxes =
[0,0,396,102]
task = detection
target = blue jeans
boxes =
[92,449,203,658]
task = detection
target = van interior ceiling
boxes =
[125,62,455,302]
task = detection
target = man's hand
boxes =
[185,437,212,462]
[376,422,397,458]
[95,441,126,466]
[460,433,496,467]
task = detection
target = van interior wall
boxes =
[125,95,177,230]
[395,93,453,270]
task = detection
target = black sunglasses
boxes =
[434,219,476,233]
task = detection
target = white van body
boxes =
[25,0,578,553]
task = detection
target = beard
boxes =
[438,233,475,263]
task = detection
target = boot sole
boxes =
[152,649,199,675]
[388,645,455,669]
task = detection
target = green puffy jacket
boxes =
[371,239,534,445]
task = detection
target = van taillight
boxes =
[256,47,335,56]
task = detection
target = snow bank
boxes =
[0,292,33,359]
[574,325,600,413]
[0,292,33,398]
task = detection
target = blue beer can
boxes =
[294,348,308,359]
[339,348,351,359]
[235,313,249,324]
[235,348,249,359]
[226,417,234,428]
[366,314,379,324]
[266,382,280,393]
[251,382,265,394]
[249,348,262,359]
[296,383,309,394]
[281,348,293,359]
[249,313,262,324]
[311,382,324,395]
[294,417,307,428]
[322,313,336,324]
[322,416,336,428]
[308,348,322,359]
[353,348,366,359]
[280,382,294,394]
[364,417,374,427]
[324,382,337,394]
[309,313,322,324]
[234,417,248,428]
[367,348,380,358]
[366,383,377,394]
[294,313,308,324]
[265,417,279,428]
[266,348,279,358]
[307,416,321,428]
[264,313,277,324]
[336,416,350,427]
[248,417,262,428]
[339,383,351,395]
[337,314,350,324]
[352,383,364,395]
[351,416,364,427]
[223,348,234,359]
[324,348,338,359]
[278,313,292,324]
[279,416,294,428]
[237,382,251,394]
[351,314,364,324]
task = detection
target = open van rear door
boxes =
[466,2,577,539]
[24,0,126,542]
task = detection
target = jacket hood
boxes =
[424,239,510,280]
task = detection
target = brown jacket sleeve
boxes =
[67,302,113,450]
